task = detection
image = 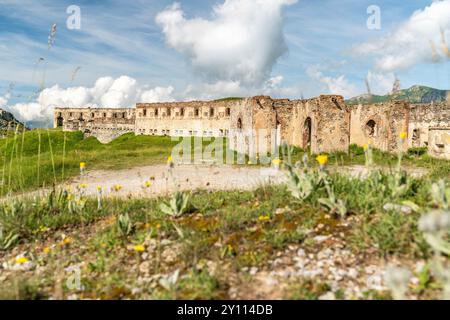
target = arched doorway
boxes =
[56,115,64,127]
[303,117,312,149]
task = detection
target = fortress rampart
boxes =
[54,96,450,159]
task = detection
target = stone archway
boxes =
[56,115,64,127]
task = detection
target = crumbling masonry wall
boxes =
[135,99,240,138]
[229,95,350,155]
[428,127,450,159]
[282,95,350,154]
[54,107,135,143]
[409,102,450,148]
[54,97,450,159]
[350,101,410,152]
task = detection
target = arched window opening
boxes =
[365,120,377,138]
[237,118,243,130]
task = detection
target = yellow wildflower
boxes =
[316,155,328,166]
[59,237,73,247]
[156,223,161,229]
[43,247,51,254]
[15,256,29,264]
[112,184,123,192]
[39,226,50,233]
[79,183,87,189]
[79,162,86,169]
[258,215,270,221]
[144,181,152,188]
[167,155,173,164]
[96,185,102,191]
[272,158,281,166]
[399,131,407,140]
[133,245,145,252]
[363,144,369,151]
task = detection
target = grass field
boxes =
[0,130,449,300]
[0,152,449,299]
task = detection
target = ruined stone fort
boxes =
[54,95,450,159]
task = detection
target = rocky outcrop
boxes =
[0,109,25,131]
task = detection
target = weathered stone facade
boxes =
[54,107,135,143]
[409,102,450,148]
[428,127,450,159]
[350,101,410,152]
[54,96,450,158]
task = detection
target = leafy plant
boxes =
[117,213,133,237]
[286,167,315,201]
[159,192,195,218]
[386,171,411,200]
[319,182,347,219]
[0,226,19,250]
[430,180,450,210]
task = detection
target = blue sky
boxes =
[0,0,449,125]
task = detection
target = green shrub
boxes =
[408,147,427,157]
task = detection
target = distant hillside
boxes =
[347,85,449,105]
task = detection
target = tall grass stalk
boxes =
[46,129,57,187]
[7,125,20,192]
[1,123,11,196]
[37,130,41,187]
[19,125,26,191]
[61,132,66,181]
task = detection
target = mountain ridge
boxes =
[346,85,449,105]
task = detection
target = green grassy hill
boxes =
[347,85,449,105]
[0,130,180,194]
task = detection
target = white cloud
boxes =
[155,0,297,86]
[366,71,395,95]
[353,0,450,71]
[306,65,358,98]
[4,76,175,125]
[0,95,8,108]
[141,86,175,102]
[182,80,246,101]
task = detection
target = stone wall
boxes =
[350,101,409,152]
[428,127,450,159]
[54,97,450,159]
[281,95,350,154]
[54,107,136,143]
[409,102,450,148]
[135,100,239,138]
[228,95,350,155]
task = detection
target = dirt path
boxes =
[67,164,287,198]
[11,164,428,200]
